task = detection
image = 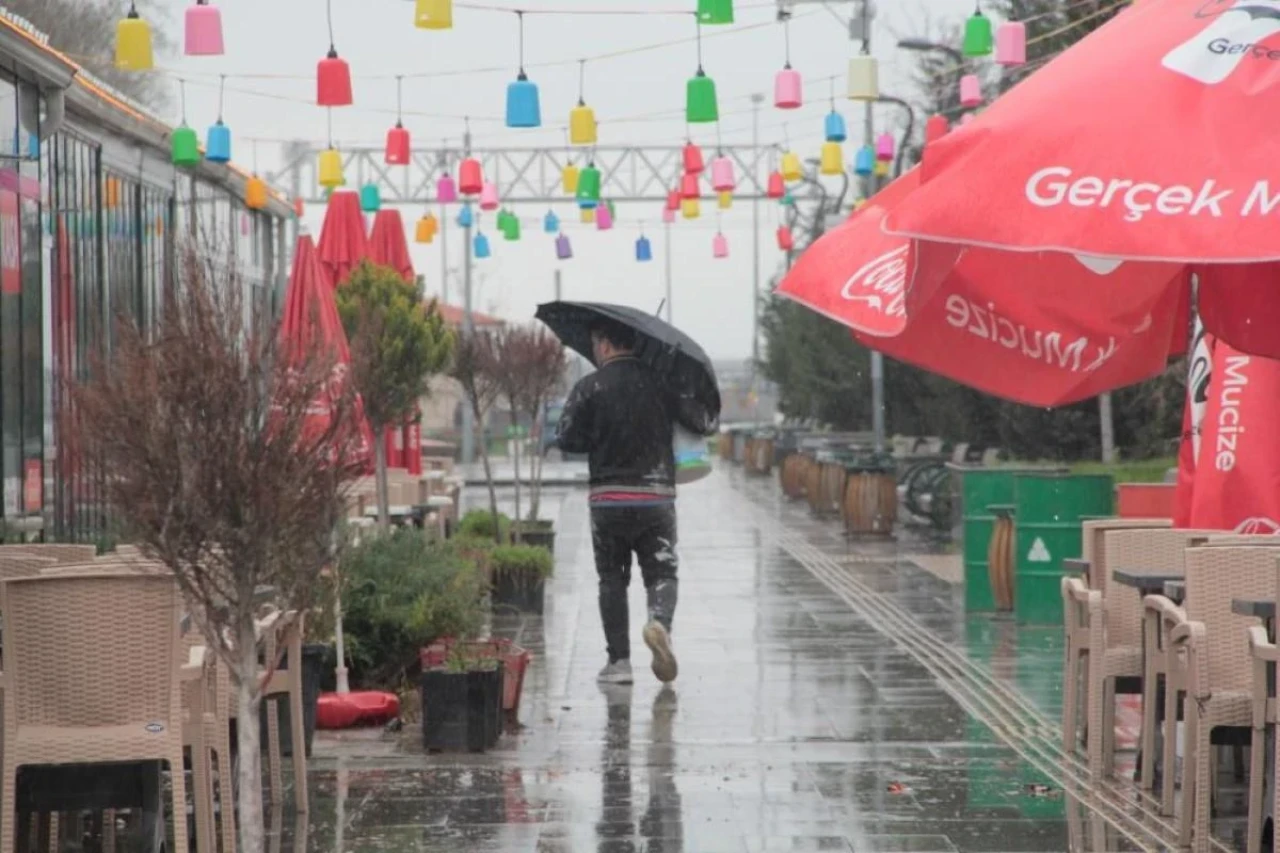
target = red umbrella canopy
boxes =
[317,190,369,288]
[279,234,374,466]
[777,170,1190,407]
[368,209,416,282]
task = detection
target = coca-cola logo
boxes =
[839,244,907,321]
[1233,517,1280,534]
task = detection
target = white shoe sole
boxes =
[643,622,678,683]
[597,671,634,685]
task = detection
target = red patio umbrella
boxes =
[368,209,415,283]
[279,234,374,465]
[317,190,369,289]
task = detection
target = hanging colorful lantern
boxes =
[479,182,499,211]
[666,189,681,211]
[996,21,1027,66]
[184,0,224,55]
[710,156,734,192]
[819,142,843,176]
[116,3,154,71]
[505,14,541,127]
[294,198,306,218]
[697,0,734,24]
[959,74,982,108]
[556,233,573,260]
[846,55,878,101]
[766,171,785,199]
[875,132,895,162]
[544,210,559,233]
[718,191,732,210]
[683,142,705,175]
[874,160,889,178]
[360,183,382,212]
[597,204,614,231]
[562,163,580,194]
[575,162,601,208]
[569,102,597,146]
[775,66,802,110]
[681,172,701,200]
[924,114,949,145]
[206,120,231,164]
[580,207,595,224]
[474,231,491,259]
[457,204,473,227]
[459,158,483,195]
[635,235,652,262]
[317,48,353,107]
[824,111,847,143]
[662,207,676,224]
[415,214,437,243]
[172,125,200,168]
[437,173,458,202]
[682,198,700,219]
[496,210,511,233]
[105,177,120,209]
[780,151,802,182]
[853,145,874,177]
[245,175,268,210]
[503,212,521,241]
[712,232,728,259]
[386,123,410,165]
[776,225,794,251]
[963,5,994,57]
[781,191,794,206]
[414,0,452,29]
[687,68,719,124]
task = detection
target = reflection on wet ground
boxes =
[279,471,1241,852]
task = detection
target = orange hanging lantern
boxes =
[245,175,268,210]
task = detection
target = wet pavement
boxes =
[288,468,1244,852]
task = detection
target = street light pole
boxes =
[858,0,886,455]
[751,93,764,379]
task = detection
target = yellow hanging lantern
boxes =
[318,148,344,189]
[569,102,597,146]
[820,142,843,176]
[781,151,803,182]
[115,4,154,71]
[245,174,269,210]
[580,206,596,224]
[414,0,453,29]
[718,190,732,210]
[874,159,890,178]
[562,163,580,195]
[681,197,700,219]
[415,214,437,243]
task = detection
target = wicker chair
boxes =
[0,573,196,853]
[1243,552,1280,853]
[0,544,97,563]
[256,609,309,814]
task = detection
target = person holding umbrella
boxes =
[538,301,720,685]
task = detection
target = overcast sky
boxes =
[154,0,976,360]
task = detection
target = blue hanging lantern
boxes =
[457,204,474,227]
[543,210,559,233]
[854,145,875,176]
[824,110,847,143]
[504,14,541,127]
[474,231,491,258]
[206,120,231,163]
[635,235,652,262]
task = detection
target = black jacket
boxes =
[555,357,717,496]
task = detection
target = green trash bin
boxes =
[1013,473,1114,625]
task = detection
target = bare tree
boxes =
[451,332,503,539]
[518,329,567,523]
[72,251,365,853]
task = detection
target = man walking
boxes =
[555,319,716,685]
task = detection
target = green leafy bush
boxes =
[491,544,554,581]
[458,509,511,540]
[339,528,486,688]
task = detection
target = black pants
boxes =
[590,503,679,662]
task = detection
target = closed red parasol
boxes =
[317,190,369,288]
[368,208,416,282]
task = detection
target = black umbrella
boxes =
[535,300,721,421]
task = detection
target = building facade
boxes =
[0,15,294,541]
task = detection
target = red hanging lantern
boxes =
[317,48,353,107]
[776,225,794,250]
[766,171,785,199]
[924,114,950,145]
[458,157,483,195]
[681,172,701,200]
[666,189,681,211]
[683,142,705,174]
[385,122,410,165]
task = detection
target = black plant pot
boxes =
[421,663,505,752]
[516,529,555,552]
[492,572,546,615]
[259,643,326,758]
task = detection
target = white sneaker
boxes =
[643,621,678,683]
[597,659,634,684]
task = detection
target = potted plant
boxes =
[420,637,533,727]
[489,544,554,614]
[420,644,505,752]
[457,508,511,543]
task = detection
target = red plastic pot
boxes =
[1116,483,1175,519]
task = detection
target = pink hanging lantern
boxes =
[662,206,676,224]
[666,189,681,211]
[710,156,735,192]
[681,172,701,200]
[959,74,982,108]
[996,21,1027,66]
[184,0,225,56]
[436,174,458,203]
[774,66,802,109]
[712,232,728,259]
[479,181,499,211]
[875,132,894,162]
[776,225,793,251]
[924,114,949,145]
[683,142,705,175]
[961,112,977,126]
[596,203,614,230]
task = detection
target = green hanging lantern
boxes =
[171,124,200,168]
[781,191,794,206]
[963,5,994,57]
[686,68,719,123]
[576,162,602,208]
[503,211,521,241]
[360,183,382,212]
[696,0,733,25]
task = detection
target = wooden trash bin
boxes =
[843,468,898,536]
[755,438,775,476]
[987,505,1015,611]
[805,457,827,513]
[780,454,806,499]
